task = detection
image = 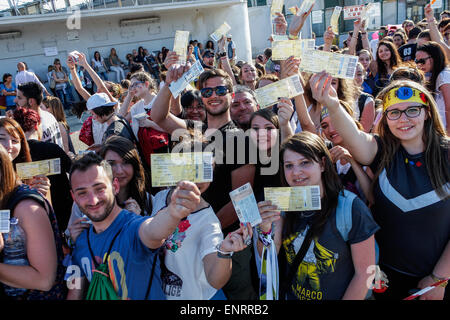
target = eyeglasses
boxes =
[200,86,229,98]
[385,105,426,120]
[414,56,432,65]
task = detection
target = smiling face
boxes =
[250,115,278,152]
[185,100,206,122]
[70,164,118,223]
[358,52,371,70]
[231,91,258,127]
[283,149,324,191]
[320,117,343,146]
[385,102,427,144]
[0,127,21,161]
[378,44,392,62]
[201,77,231,117]
[104,150,133,190]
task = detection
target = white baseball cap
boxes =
[86,92,117,110]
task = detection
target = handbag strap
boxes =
[87,228,122,269]
[279,225,315,299]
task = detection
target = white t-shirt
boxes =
[15,70,47,92]
[151,189,223,300]
[91,58,104,69]
[92,118,109,145]
[130,98,154,139]
[369,39,379,60]
[39,108,64,148]
[352,95,374,121]
[435,67,450,128]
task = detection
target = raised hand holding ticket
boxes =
[173,30,190,65]
[210,22,231,42]
[151,152,213,187]
[230,183,262,227]
[169,60,204,98]
[264,186,321,211]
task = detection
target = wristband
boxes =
[257,226,273,247]
[216,242,233,258]
[430,273,448,287]
[288,33,299,40]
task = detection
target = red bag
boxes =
[79,116,94,146]
[137,110,169,166]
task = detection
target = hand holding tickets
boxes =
[331,6,342,34]
[169,60,204,98]
[299,50,358,79]
[270,0,284,22]
[360,3,373,27]
[173,30,190,65]
[271,39,315,60]
[264,186,321,211]
[210,22,231,42]
[230,183,262,227]
[0,210,10,233]
[298,0,315,15]
[16,158,61,179]
[151,152,213,187]
[255,74,304,108]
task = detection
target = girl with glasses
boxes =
[415,41,450,135]
[310,73,449,300]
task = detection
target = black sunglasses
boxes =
[200,86,229,98]
[414,56,432,65]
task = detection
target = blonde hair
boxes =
[43,96,69,131]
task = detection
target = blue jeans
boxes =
[55,89,71,110]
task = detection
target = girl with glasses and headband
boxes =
[310,73,450,300]
[415,41,450,135]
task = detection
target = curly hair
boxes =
[12,107,40,133]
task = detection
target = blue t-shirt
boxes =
[0,83,16,107]
[70,210,165,300]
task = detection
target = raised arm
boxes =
[288,5,314,39]
[217,36,237,86]
[138,181,201,249]
[67,57,91,101]
[323,26,335,52]
[425,4,450,59]
[349,19,364,56]
[310,71,378,165]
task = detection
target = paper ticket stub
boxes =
[299,49,358,79]
[16,158,61,179]
[264,186,321,211]
[210,22,231,42]
[169,60,204,98]
[0,210,10,233]
[255,74,304,108]
[331,6,342,34]
[151,152,213,187]
[270,0,284,21]
[271,39,315,60]
[229,183,262,227]
[173,30,190,65]
[298,0,315,15]
[360,3,373,27]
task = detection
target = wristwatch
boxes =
[216,242,233,259]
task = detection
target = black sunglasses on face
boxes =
[414,56,432,65]
[200,86,229,98]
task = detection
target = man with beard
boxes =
[66,152,201,300]
[151,66,258,300]
[230,85,259,130]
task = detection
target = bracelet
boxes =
[288,33,299,40]
[430,273,448,287]
[216,242,233,258]
[256,226,273,247]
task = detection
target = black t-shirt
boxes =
[398,43,417,62]
[282,198,379,300]
[369,135,450,277]
[185,119,250,235]
[27,139,73,233]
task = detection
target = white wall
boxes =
[0,1,252,84]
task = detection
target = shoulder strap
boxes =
[145,248,159,300]
[86,228,122,269]
[336,190,357,242]
[279,226,314,299]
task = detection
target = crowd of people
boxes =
[0,3,448,301]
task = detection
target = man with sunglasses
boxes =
[201,50,216,70]
[151,64,258,300]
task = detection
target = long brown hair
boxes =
[0,145,20,208]
[99,136,152,215]
[0,118,32,167]
[376,80,449,200]
[280,132,343,239]
[43,96,70,131]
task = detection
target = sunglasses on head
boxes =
[414,56,431,65]
[200,86,229,98]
